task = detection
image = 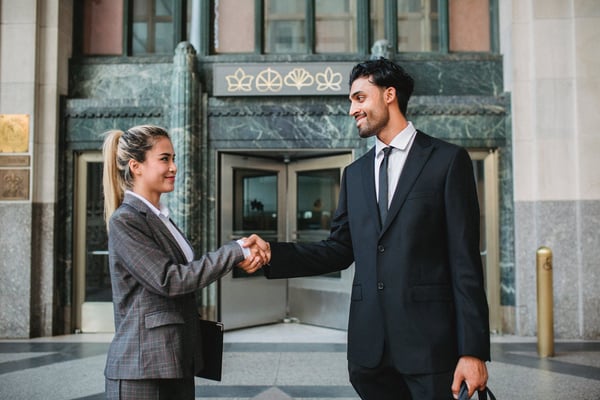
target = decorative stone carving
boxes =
[370,39,391,60]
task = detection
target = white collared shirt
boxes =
[374,122,417,208]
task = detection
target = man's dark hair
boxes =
[349,58,414,117]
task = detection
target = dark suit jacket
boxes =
[104,193,244,379]
[265,131,490,374]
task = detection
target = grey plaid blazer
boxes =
[104,192,244,380]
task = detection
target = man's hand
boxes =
[236,234,271,274]
[451,356,488,399]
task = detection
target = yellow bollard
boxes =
[536,246,554,357]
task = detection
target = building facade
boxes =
[0,0,598,340]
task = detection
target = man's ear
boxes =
[384,86,396,105]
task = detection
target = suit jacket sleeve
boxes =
[445,148,490,360]
[265,168,355,278]
[109,206,244,297]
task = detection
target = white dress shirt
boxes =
[374,122,417,208]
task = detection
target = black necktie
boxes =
[378,147,393,225]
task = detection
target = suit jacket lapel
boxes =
[123,193,189,264]
[381,131,433,234]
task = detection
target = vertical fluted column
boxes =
[169,42,217,318]
[169,42,200,247]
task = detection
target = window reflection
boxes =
[85,163,112,302]
[132,0,175,55]
[296,168,341,278]
[397,0,439,52]
[315,0,357,53]
[265,0,306,53]
[213,0,255,53]
[232,169,278,278]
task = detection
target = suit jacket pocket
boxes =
[410,285,452,302]
[145,310,185,329]
[406,191,436,200]
[142,311,186,376]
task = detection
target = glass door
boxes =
[219,152,353,330]
[73,152,114,332]
[286,154,354,329]
[219,154,288,329]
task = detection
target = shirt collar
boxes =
[375,121,417,156]
[126,190,170,218]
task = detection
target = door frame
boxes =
[73,151,114,333]
[469,149,501,334]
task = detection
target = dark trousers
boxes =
[105,377,195,400]
[348,357,454,400]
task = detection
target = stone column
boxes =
[169,42,218,318]
[169,42,201,247]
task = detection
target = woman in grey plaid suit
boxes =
[102,125,267,399]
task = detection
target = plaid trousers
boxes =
[105,377,195,400]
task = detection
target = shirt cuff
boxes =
[236,239,251,257]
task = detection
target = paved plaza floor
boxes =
[1,323,599,399]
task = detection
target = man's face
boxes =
[348,76,389,139]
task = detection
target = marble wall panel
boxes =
[0,203,32,338]
[30,202,55,337]
[580,201,600,338]
[515,200,600,338]
[68,61,173,100]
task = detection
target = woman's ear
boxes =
[129,159,141,176]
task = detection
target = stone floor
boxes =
[0,323,599,399]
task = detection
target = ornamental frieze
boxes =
[213,63,355,96]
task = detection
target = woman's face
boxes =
[130,136,177,205]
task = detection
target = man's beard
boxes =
[357,112,387,139]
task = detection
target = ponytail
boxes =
[102,130,125,228]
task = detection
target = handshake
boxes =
[236,234,271,274]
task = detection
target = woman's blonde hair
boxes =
[102,125,170,228]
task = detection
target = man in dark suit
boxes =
[263,59,490,399]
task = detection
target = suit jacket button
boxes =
[378,245,385,253]
[377,282,384,290]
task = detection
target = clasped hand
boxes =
[236,234,271,274]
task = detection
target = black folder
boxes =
[195,318,224,381]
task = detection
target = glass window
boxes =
[232,169,278,278]
[449,0,490,51]
[85,163,111,301]
[82,0,124,55]
[265,0,306,54]
[132,0,175,55]
[315,0,357,53]
[397,0,439,52]
[296,168,341,278]
[370,0,386,47]
[214,0,255,53]
[79,0,495,57]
